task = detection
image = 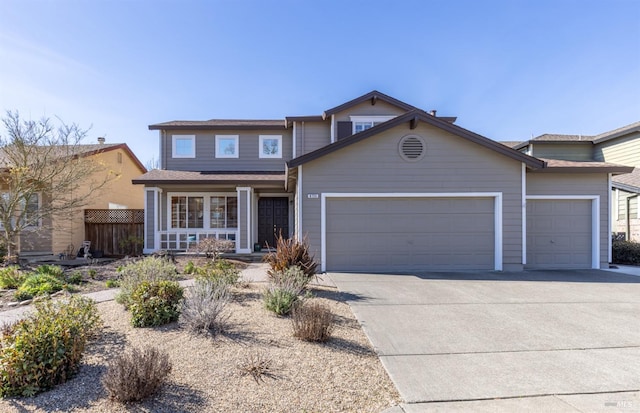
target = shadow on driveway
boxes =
[411,269,640,283]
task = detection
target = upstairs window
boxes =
[172,135,195,158]
[259,135,282,159]
[350,116,396,134]
[215,135,239,158]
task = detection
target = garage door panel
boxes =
[326,197,495,272]
[527,199,592,269]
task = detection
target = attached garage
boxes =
[323,194,500,272]
[526,197,598,269]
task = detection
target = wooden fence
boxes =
[84,209,144,256]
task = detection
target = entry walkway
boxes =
[329,270,640,412]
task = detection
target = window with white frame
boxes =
[350,115,397,134]
[209,196,238,228]
[215,135,239,158]
[259,135,282,158]
[172,135,196,158]
[171,196,204,228]
[169,194,238,229]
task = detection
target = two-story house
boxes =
[134,91,632,272]
[510,121,640,241]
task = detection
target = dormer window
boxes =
[350,116,396,134]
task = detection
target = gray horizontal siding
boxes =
[531,143,593,161]
[526,172,609,267]
[145,190,155,249]
[594,132,640,166]
[163,129,292,171]
[300,122,524,269]
[295,121,330,156]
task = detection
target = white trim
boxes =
[608,174,612,263]
[350,115,397,134]
[215,135,239,158]
[292,122,297,158]
[258,135,282,159]
[166,191,237,231]
[171,135,195,158]
[522,163,527,265]
[296,165,303,240]
[320,192,503,272]
[526,195,600,269]
[330,115,335,143]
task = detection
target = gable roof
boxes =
[593,120,640,144]
[322,90,417,119]
[149,119,286,131]
[288,109,546,169]
[0,143,147,173]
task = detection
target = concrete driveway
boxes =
[329,270,640,412]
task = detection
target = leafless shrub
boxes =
[102,346,172,403]
[180,279,230,335]
[194,237,234,260]
[237,351,274,383]
[291,301,335,342]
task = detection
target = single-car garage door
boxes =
[526,199,592,269]
[325,197,495,272]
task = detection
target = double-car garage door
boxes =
[324,196,595,272]
[325,197,495,272]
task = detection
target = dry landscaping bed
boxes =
[0,266,400,412]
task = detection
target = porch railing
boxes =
[158,229,237,251]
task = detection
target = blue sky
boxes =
[1,0,639,166]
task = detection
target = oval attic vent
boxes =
[399,135,426,161]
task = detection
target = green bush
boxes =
[116,257,178,309]
[183,260,196,275]
[0,296,101,397]
[129,280,184,328]
[105,279,120,288]
[66,271,83,285]
[194,259,239,288]
[612,240,640,265]
[14,273,65,301]
[263,287,299,316]
[0,266,26,289]
[34,264,65,279]
[263,266,310,316]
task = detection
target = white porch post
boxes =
[236,187,253,253]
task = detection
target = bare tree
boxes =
[0,111,116,259]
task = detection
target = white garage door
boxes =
[526,199,592,269]
[325,197,495,272]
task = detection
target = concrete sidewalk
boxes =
[330,270,640,413]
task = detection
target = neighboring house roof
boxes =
[612,169,640,193]
[132,169,285,185]
[148,119,287,131]
[285,115,325,123]
[322,90,417,119]
[533,158,634,174]
[512,134,595,150]
[288,109,546,169]
[0,143,147,173]
[498,141,523,148]
[592,120,640,144]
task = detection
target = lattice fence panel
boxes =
[85,209,144,224]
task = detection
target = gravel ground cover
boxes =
[0,281,400,412]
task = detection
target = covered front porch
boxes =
[134,170,292,254]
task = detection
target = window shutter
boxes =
[337,121,353,140]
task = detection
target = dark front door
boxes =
[258,197,289,248]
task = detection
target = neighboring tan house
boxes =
[134,90,632,272]
[510,121,640,242]
[18,140,147,257]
